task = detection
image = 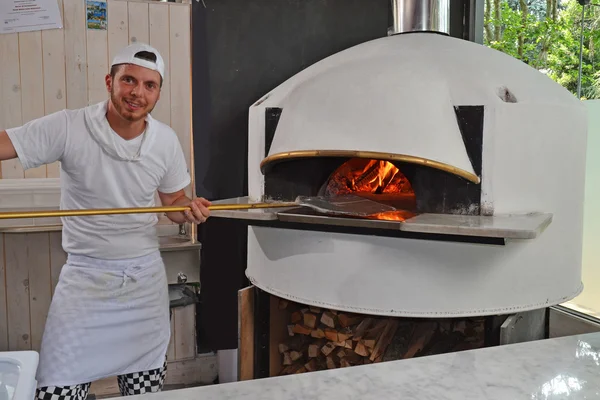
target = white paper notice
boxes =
[0,0,63,34]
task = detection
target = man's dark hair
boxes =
[110,51,163,88]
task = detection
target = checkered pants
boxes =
[35,359,168,399]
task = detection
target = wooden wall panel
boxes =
[107,0,129,62]
[0,236,8,351]
[238,286,255,381]
[0,33,24,179]
[63,0,88,110]
[86,28,109,104]
[169,5,192,199]
[5,234,33,350]
[128,2,150,45]
[173,304,196,360]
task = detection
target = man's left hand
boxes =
[183,197,211,224]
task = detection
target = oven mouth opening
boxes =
[260,150,481,185]
[263,152,482,217]
[317,158,418,222]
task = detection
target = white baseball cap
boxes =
[111,42,165,79]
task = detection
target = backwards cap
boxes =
[111,42,165,79]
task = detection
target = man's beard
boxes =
[110,89,155,122]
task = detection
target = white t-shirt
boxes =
[6,100,191,259]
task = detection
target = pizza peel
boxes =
[0,194,396,220]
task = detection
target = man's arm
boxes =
[158,189,211,224]
[0,130,17,161]
[0,112,68,170]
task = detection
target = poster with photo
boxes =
[86,0,106,30]
[0,0,63,34]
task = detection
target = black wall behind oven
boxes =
[191,0,481,352]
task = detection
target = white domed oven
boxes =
[211,0,588,378]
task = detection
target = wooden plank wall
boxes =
[0,0,193,198]
[0,0,200,388]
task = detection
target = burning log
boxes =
[321,159,414,197]
[277,300,486,376]
[314,157,419,221]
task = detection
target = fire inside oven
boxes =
[319,158,417,221]
[262,105,484,219]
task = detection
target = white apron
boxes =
[36,251,170,388]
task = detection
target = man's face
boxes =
[105,64,161,122]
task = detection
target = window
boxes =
[484,0,600,99]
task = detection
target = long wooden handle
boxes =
[0,202,298,220]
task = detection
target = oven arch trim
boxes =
[260,150,481,184]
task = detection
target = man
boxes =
[0,43,210,398]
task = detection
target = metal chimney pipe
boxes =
[389,0,451,35]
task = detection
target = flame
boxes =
[369,210,417,221]
[323,159,414,196]
[322,158,417,221]
[352,160,398,192]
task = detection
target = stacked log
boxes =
[277,300,399,375]
[277,299,485,375]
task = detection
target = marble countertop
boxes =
[121,332,600,399]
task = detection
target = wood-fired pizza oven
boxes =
[209,0,588,379]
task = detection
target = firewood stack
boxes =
[277,299,400,375]
[277,299,486,376]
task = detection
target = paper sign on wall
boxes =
[0,0,63,34]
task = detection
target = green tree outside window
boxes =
[484,0,600,99]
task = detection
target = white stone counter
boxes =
[118,332,600,399]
